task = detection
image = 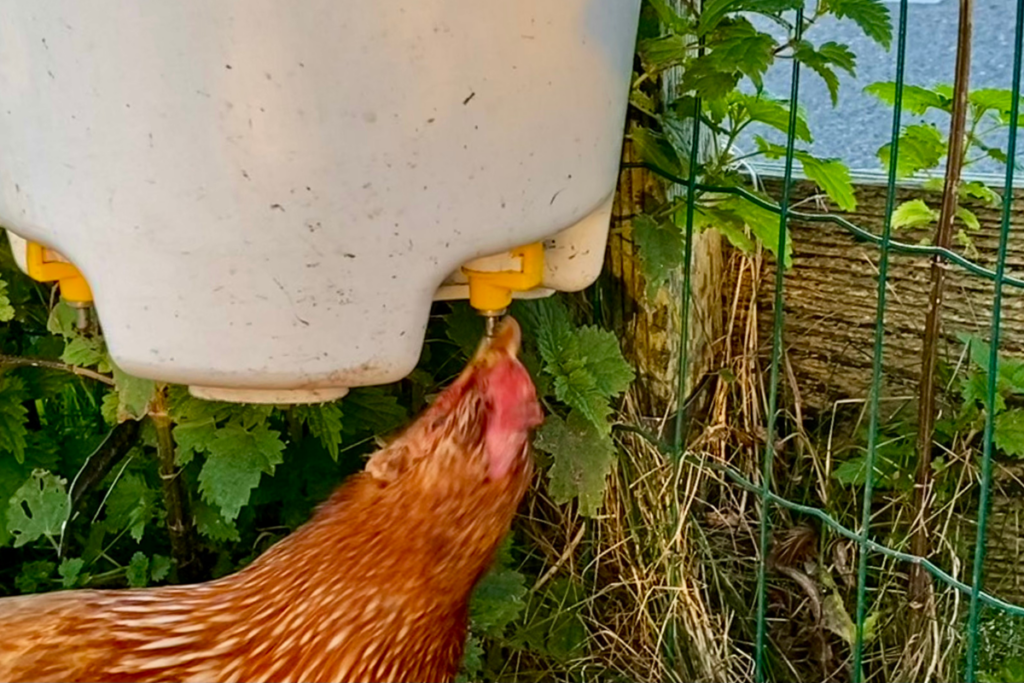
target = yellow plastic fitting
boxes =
[26,242,93,304]
[463,242,545,312]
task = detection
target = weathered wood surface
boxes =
[750,179,1024,412]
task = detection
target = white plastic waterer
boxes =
[0,1,641,403]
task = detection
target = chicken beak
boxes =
[475,316,521,363]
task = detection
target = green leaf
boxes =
[535,411,616,516]
[193,498,240,542]
[7,469,69,548]
[696,0,802,36]
[58,557,85,589]
[575,327,635,398]
[695,205,756,254]
[685,18,776,95]
[110,364,156,421]
[970,88,1024,125]
[829,0,893,49]
[127,551,149,588]
[800,156,857,211]
[0,276,15,322]
[15,560,55,594]
[633,214,686,298]
[865,82,950,115]
[172,417,217,466]
[995,409,1024,457]
[891,199,939,229]
[444,303,485,359]
[150,554,172,583]
[198,423,286,520]
[292,401,344,461]
[730,92,812,142]
[956,206,981,231]
[719,194,793,268]
[630,126,686,180]
[341,388,408,438]
[103,472,157,542]
[46,301,78,338]
[960,180,1001,206]
[638,34,691,73]
[470,566,528,638]
[878,124,946,178]
[0,375,28,464]
[794,41,856,106]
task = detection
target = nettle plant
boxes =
[628,0,892,293]
[865,82,1024,257]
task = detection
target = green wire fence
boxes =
[648,0,1024,680]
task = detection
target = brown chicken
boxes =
[0,317,543,683]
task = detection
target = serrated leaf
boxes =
[995,409,1024,457]
[794,41,856,106]
[800,156,857,211]
[575,327,635,398]
[60,335,109,371]
[956,206,981,231]
[0,375,28,463]
[878,124,946,178]
[293,401,344,461]
[695,205,756,254]
[198,423,286,520]
[696,0,802,36]
[969,88,1024,125]
[638,34,691,74]
[110,364,155,421]
[630,126,686,180]
[150,554,171,583]
[103,472,157,542]
[444,303,485,359]
[535,411,616,516]
[341,388,407,438]
[730,92,812,142]
[193,499,240,542]
[829,0,892,49]
[7,469,69,548]
[685,19,776,96]
[718,194,792,268]
[127,551,149,588]
[865,82,950,115]
[891,199,939,229]
[15,560,55,594]
[59,557,85,589]
[960,180,1000,206]
[633,214,686,298]
[172,417,217,466]
[47,301,78,338]
[0,277,15,322]
[470,567,528,638]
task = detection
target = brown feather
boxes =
[0,317,541,683]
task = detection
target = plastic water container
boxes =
[0,1,641,402]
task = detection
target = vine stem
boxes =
[0,354,115,385]
[908,0,973,671]
[150,386,200,583]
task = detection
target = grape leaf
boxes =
[103,472,158,542]
[794,41,857,106]
[829,0,892,49]
[638,34,691,73]
[683,18,776,97]
[293,401,344,461]
[197,423,286,520]
[0,375,28,464]
[891,199,938,229]
[60,336,108,370]
[193,498,240,542]
[956,206,981,231]
[630,126,687,180]
[718,194,793,268]
[697,0,802,37]
[59,557,85,589]
[995,409,1024,457]
[800,156,857,211]
[111,364,156,421]
[172,417,217,466]
[960,180,1000,206]
[877,124,946,178]
[535,411,616,517]
[7,469,69,548]
[127,551,149,588]
[633,214,686,298]
[730,92,812,142]
[865,82,949,115]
